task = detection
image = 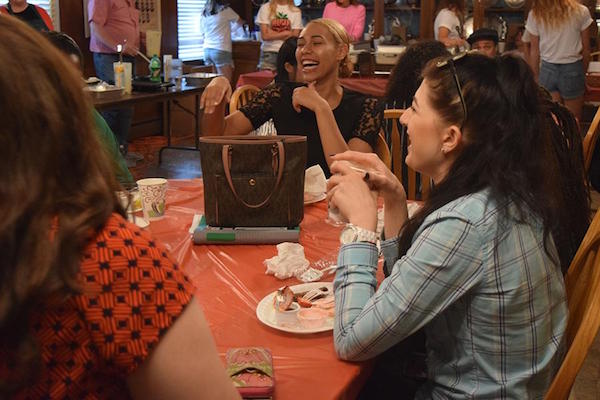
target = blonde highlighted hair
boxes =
[531,0,582,28]
[306,18,353,78]
[268,0,299,20]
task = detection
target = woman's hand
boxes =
[200,76,232,114]
[332,152,406,204]
[330,151,409,237]
[327,161,378,231]
[292,82,328,113]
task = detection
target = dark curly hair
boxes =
[397,53,589,273]
[384,40,449,108]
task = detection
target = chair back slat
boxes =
[375,131,392,170]
[545,210,600,399]
[384,109,431,201]
[583,106,600,174]
[229,84,260,114]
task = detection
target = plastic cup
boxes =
[122,62,132,94]
[113,62,124,88]
[163,54,172,81]
[171,59,183,89]
[112,62,132,94]
[136,178,168,221]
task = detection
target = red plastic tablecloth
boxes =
[236,70,388,98]
[146,179,373,399]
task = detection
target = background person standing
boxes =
[0,0,53,31]
[526,0,592,123]
[434,0,466,52]
[88,0,143,158]
[322,0,366,42]
[199,0,243,83]
[255,0,302,70]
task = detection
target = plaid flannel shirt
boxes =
[334,190,567,399]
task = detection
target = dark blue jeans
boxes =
[93,53,136,150]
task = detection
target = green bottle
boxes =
[149,54,161,82]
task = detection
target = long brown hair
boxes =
[531,0,581,28]
[0,17,124,394]
[396,53,589,273]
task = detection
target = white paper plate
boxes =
[256,282,334,334]
[304,192,326,205]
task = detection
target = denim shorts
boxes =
[204,48,233,67]
[259,51,278,70]
[539,60,585,100]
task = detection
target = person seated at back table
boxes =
[467,27,498,57]
[253,36,303,136]
[275,36,301,83]
[0,17,240,400]
[202,18,381,177]
[327,53,587,398]
[44,30,134,186]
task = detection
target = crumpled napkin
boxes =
[264,242,309,280]
[304,165,327,195]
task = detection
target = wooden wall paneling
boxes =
[374,0,384,38]
[232,40,261,88]
[59,0,95,77]
[420,0,435,39]
[473,0,484,31]
[161,0,178,57]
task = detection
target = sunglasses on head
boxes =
[435,51,476,129]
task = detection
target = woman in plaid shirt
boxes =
[327,53,589,398]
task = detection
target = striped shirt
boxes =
[334,190,567,399]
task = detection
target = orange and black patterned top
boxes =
[7,214,194,399]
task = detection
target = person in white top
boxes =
[199,0,243,82]
[434,0,466,52]
[256,0,302,70]
[526,0,593,122]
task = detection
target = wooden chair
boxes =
[583,105,600,174]
[375,131,392,170]
[544,210,600,399]
[384,109,431,201]
[229,84,260,113]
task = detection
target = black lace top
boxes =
[239,82,382,177]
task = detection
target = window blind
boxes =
[178,0,207,61]
[28,0,60,29]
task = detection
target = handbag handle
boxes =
[221,141,285,208]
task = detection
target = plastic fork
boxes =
[299,265,339,283]
[301,285,333,302]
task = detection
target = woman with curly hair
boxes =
[526,0,593,122]
[385,40,449,109]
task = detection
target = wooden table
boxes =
[146,179,374,399]
[92,82,209,163]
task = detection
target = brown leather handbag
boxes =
[199,135,307,228]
